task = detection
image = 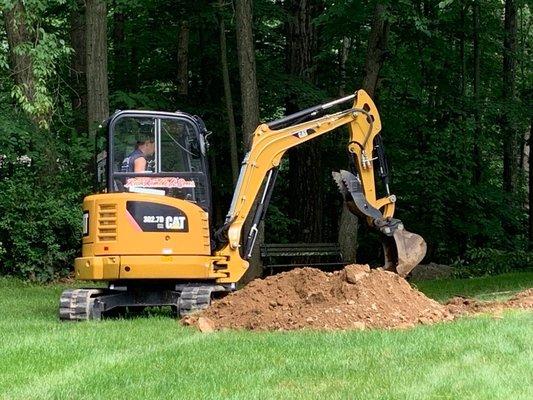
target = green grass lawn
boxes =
[414,271,533,301]
[0,272,532,400]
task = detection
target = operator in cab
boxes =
[121,135,155,173]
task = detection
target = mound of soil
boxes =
[182,265,453,331]
[446,289,533,316]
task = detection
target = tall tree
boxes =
[235,0,260,150]
[338,1,389,262]
[235,0,262,280]
[502,0,518,193]
[86,0,109,137]
[70,0,87,135]
[459,1,467,97]
[527,122,533,251]
[112,7,127,91]
[337,34,359,263]
[218,1,239,183]
[361,2,389,99]
[285,0,323,243]
[3,1,44,126]
[339,37,351,97]
[472,0,482,184]
[177,20,189,97]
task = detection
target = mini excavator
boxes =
[59,89,426,320]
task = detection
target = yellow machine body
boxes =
[74,90,393,285]
[75,192,236,281]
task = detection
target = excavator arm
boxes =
[214,90,426,282]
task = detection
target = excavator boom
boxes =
[216,89,426,278]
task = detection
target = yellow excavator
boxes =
[59,89,426,320]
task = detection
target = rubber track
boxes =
[59,288,103,321]
[178,286,214,316]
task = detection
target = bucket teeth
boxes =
[331,171,348,197]
[333,170,382,220]
[339,169,363,194]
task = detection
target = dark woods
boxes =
[0,0,531,280]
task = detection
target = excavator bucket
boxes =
[381,224,427,277]
[332,170,426,277]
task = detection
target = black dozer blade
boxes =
[332,170,427,277]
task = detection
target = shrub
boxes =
[453,247,533,278]
[0,108,92,281]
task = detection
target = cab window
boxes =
[109,113,210,210]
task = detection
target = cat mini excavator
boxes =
[59,89,426,320]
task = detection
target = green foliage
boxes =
[0,0,531,279]
[1,0,73,129]
[0,107,92,281]
[453,248,532,278]
[11,31,71,129]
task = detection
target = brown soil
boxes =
[183,265,455,331]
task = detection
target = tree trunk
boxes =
[235,0,262,281]
[459,1,466,98]
[86,0,109,137]
[177,20,189,97]
[527,119,533,251]
[112,9,128,91]
[235,0,260,149]
[338,1,390,263]
[472,0,482,184]
[70,0,87,135]
[337,34,358,263]
[361,2,389,98]
[502,0,518,193]
[3,1,43,126]
[285,0,323,243]
[218,3,239,183]
[339,37,351,97]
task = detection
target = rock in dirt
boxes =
[342,264,370,284]
[183,265,454,332]
[196,317,215,333]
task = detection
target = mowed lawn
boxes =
[0,272,532,400]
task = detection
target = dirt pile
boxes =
[446,289,533,316]
[183,264,453,331]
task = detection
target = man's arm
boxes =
[134,157,147,172]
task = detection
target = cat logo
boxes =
[165,216,186,230]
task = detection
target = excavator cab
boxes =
[99,111,211,210]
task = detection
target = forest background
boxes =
[0,0,530,281]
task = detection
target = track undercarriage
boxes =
[59,283,227,321]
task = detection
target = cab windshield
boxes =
[106,113,210,210]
